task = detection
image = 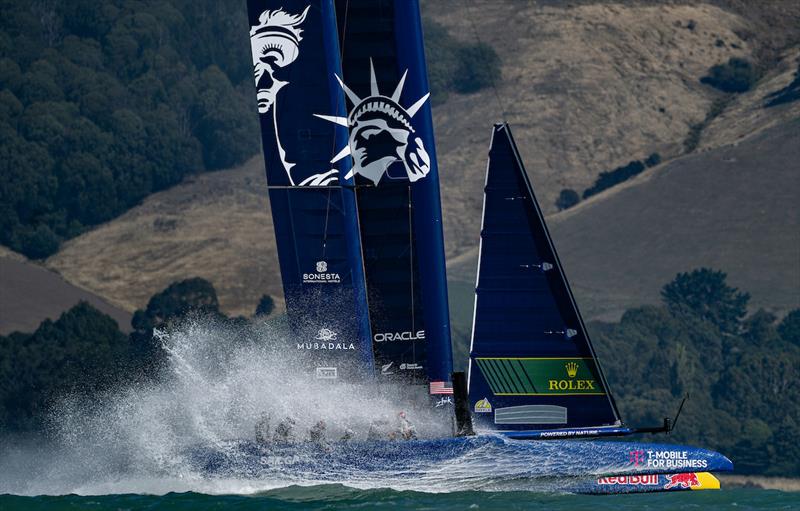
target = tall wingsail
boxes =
[332,0,453,387]
[248,0,453,388]
[468,124,622,435]
[246,0,373,380]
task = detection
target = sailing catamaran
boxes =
[244,0,732,493]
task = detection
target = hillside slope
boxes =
[0,248,132,334]
[43,2,799,320]
[427,0,762,255]
[449,116,800,322]
[46,159,281,317]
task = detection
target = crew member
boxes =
[255,413,271,445]
[397,411,417,440]
[309,420,327,444]
[273,416,297,443]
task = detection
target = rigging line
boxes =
[327,0,351,165]
[322,0,352,260]
[463,0,507,121]
[322,188,332,258]
[408,185,416,335]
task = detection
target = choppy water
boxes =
[1,318,793,509]
[1,487,798,511]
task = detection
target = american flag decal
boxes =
[429,381,453,395]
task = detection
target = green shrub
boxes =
[255,294,276,317]
[701,57,758,93]
[582,160,646,199]
[453,43,501,94]
[644,152,662,167]
[424,19,501,103]
[555,188,580,210]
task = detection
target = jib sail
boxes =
[246,0,373,380]
[468,124,622,433]
[333,0,453,387]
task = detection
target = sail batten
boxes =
[468,124,621,431]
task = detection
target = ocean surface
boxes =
[1,487,798,511]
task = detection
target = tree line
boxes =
[0,0,261,259]
[0,1,501,260]
[1,269,797,475]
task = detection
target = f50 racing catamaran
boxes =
[244,0,732,494]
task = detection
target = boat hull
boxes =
[186,435,731,494]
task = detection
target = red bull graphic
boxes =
[578,472,720,494]
[597,475,658,486]
[664,472,701,489]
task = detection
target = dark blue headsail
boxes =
[468,124,622,435]
[334,0,453,388]
[246,0,373,380]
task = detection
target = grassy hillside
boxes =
[36,1,800,322]
[46,157,282,318]
[0,247,131,334]
[448,116,800,324]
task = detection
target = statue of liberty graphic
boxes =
[250,9,430,186]
[316,60,432,185]
[249,7,338,186]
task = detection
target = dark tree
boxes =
[453,43,501,94]
[701,57,758,93]
[131,277,220,335]
[555,188,580,210]
[0,302,130,432]
[778,309,800,345]
[255,294,275,317]
[644,152,662,167]
[661,268,749,335]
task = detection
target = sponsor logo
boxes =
[315,367,337,379]
[297,342,355,350]
[538,429,605,438]
[315,328,337,341]
[474,358,604,396]
[664,473,701,489]
[597,475,658,486]
[629,450,645,466]
[435,396,453,408]
[400,363,423,370]
[381,362,394,375]
[298,331,354,350]
[547,361,597,391]
[374,330,425,343]
[303,261,341,284]
[474,398,492,413]
[315,61,432,185]
[565,361,579,378]
[628,450,709,470]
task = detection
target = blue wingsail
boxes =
[246,0,373,380]
[334,0,453,387]
[468,124,622,432]
[247,0,453,388]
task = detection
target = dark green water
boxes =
[1,486,797,511]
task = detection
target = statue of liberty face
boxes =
[315,62,432,185]
[249,7,309,114]
[349,98,415,184]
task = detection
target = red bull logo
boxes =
[664,473,701,489]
